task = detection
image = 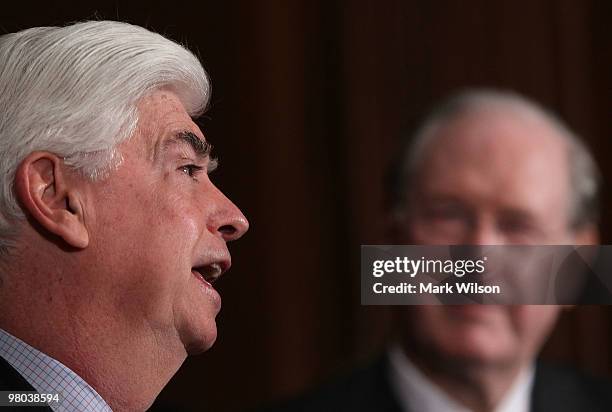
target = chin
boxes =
[184,333,217,355]
[180,317,218,355]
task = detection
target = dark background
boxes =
[1,1,611,411]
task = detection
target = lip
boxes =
[192,269,222,309]
[190,250,231,308]
[192,251,232,284]
[445,305,502,321]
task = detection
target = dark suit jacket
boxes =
[0,356,53,411]
[265,355,612,412]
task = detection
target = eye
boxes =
[496,209,540,234]
[179,164,204,179]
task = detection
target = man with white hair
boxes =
[0,21,248,411]
[272,90,611,411]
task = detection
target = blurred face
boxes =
[397,106,580,368]
[85,90,248,355]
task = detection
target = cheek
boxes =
[154,191,203,242]
[102,202,202,316]
[510,306,560,349]
[406,218,434,244]
[408,307,455,343]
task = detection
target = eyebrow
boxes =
[154,130,218,172]
[172,131,213,159]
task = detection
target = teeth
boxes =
[193,264,222,284]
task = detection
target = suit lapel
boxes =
[0,355,54,411]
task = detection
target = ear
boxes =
[14,152,89,249]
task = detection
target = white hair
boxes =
[393,89,601,229]
[0,20,210,252]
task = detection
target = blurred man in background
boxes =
[271,90,611,412]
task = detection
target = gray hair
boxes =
[391,89,601,230]
[0,20,210,251]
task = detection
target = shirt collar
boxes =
[387,343,535,412]
[0,328,112,412]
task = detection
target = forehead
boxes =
[131,90,204,152]
[417,108,571,211]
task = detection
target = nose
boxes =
[209,188,249,242]
[218,213,249,241]
[465,216,503,245]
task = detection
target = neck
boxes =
[0,243,185,411]
[402,345,529,412]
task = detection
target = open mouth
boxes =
[192,263,223,286]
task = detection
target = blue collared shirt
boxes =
[0,328,112,412]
